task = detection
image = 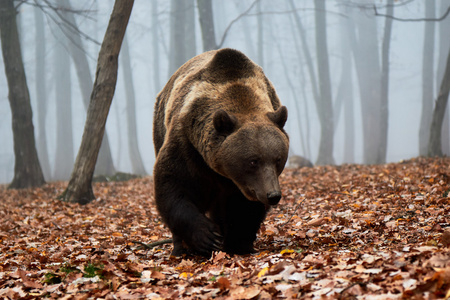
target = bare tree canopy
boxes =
[60,0,134,204]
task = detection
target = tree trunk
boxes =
[338,4,355,163]
[60,0,134,204]
[419,0,436,156]
[314,0,334,165]
[437,1,450,155]
[0,0,45,189]
[289,0,319,107]
[348,4,382,164]
[121,35,146,175]
[185,0,196,60]
[53,22,74,180]
[428,47,450,157]
[168,0,187,75]
[379,0,394,163]
[197,0,217,51]
[60,0,116,176]
[151,0,161,93]
[256,0,264,67]
[34,5,51,180]
[289,12,311,159]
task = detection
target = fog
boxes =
[0,0,448,183]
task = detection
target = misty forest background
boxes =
[0,0,449,184]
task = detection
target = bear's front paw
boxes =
[190,221,223,257]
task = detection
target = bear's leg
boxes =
[156,188,223,257]
[219,194,267,254]
[171,234,188,256]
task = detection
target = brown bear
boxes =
[153,48,289,257]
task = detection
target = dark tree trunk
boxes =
[60,0,134,204]
[0,0,45,189]
[197,0,217,51]
[428,47,450,157]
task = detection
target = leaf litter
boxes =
[0,157,449,299]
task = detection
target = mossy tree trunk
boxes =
[60,0,134,204]
[0,0,45,189]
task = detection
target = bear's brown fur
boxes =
[153,48,289,256]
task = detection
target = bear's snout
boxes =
[267,191,282,206]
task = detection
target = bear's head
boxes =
[212,106,289,208]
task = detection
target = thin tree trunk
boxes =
[0,0,45,189]
[60,0,134,204]
[185,0,196,60]
[348,4,382,164]
[428,47,450,157]
[53,24,74,180]
[437,1,450,155]
[34,5,51,180]
[288,0,320,122]
[257,0,263,67]
[121,35,146,175]
[197,0,217,51]
[289,13,311,159]
[60,0,116,176]
[419,0,435,156]
[338,3,355,163]
[151,0,161,93]
[379,0,394,163]
[168,0,186,75]
[314,0,334,165]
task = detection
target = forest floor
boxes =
[0,157,449,299]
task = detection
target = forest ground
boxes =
[0,157,449,299]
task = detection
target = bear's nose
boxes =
[267,191,282,205]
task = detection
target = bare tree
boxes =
[60,0,134,204]
[53,8,74,180]
[168,0,187,74]
[121,35,146,175]
[419,0,436,156]
[34,5,51,180]
[58,0,116,176]
[428,47,450,157]
[197,0,217,51]
[0,0,45,189]
[379,0,394,163]
[348,3,383,164]
[337,3,355,163]
[314,0,334,165]
[437,1,450,155]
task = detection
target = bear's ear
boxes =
[267,106,287,129]
[213,109,237,135]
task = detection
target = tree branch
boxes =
[217,0,259,49]
[374,4,450,22]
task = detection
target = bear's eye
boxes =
[249,159,259,168]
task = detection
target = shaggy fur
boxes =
[153,48,289,256]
